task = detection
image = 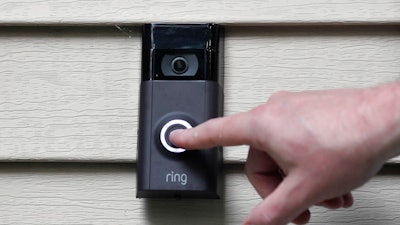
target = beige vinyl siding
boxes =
[1,26,399,163]
[0,163,398,225]
[0,0,399,25]
[0,1,399,224]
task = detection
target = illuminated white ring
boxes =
[160,119,192,153]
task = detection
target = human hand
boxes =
[170,85,400,225]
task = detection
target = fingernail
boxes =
[169,129,184,138]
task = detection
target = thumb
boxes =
[244,172,315,225]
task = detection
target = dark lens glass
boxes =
[171,57,188,74]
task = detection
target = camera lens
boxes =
[171,57,188,74]
[161,54,198,77]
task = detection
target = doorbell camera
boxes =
[136,24,224,198]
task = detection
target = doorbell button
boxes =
[164,124,185,148]
[160,119,192,153]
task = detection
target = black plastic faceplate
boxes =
[141,24,222,83]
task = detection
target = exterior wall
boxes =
[1,0,399,25]
[0,1,399,224]
[1,26,399,163]
[0,163,399,225]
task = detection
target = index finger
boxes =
[169,111,255,150]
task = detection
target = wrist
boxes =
[363,82,400,161]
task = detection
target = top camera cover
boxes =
[142,24,223,82]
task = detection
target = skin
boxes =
[170,82,400,225]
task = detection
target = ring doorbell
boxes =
[136,24,223,198]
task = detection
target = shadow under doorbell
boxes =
[136,24,224,198]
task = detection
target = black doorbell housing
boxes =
[136,24,223,198]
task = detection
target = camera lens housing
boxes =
[171,57,188,74]
[161,54,199,77]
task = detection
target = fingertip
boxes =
[244,199,282,225]
[320,197,344,209]
[244,174,316,225]
[244,206,311,225]
[343,193,354,208]
[169,129,186,147]
[242,220,254,225]
[169,129,184,139]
